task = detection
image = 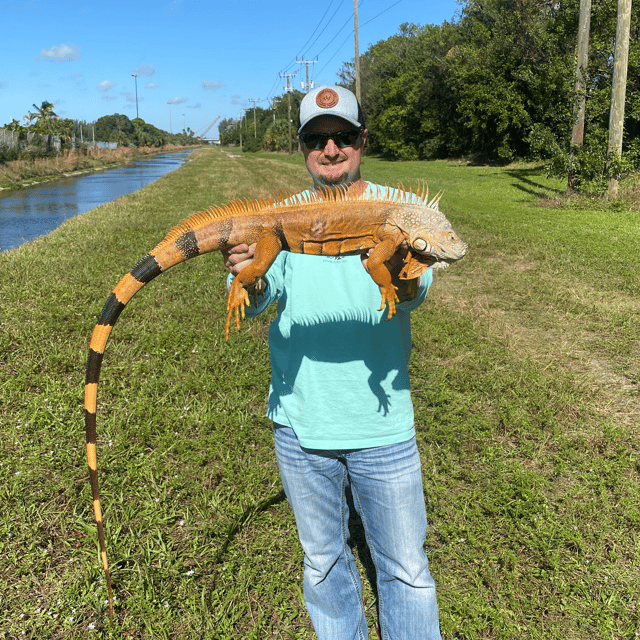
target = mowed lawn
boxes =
[0,146,638,639]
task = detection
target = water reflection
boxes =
[0,152,189,251]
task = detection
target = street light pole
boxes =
[132,74,139,119]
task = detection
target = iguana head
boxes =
[392,196,468,279]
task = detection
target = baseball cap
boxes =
[297,85,365,133]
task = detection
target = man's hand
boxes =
[222,243,256,276]
[222,243,266,297]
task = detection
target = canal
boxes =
[0,151,189,252]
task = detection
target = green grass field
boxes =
[0,146,638,638]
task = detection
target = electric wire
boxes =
[254,0,404,110]
[314,0,401,81]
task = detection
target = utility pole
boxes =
[272,97,280,123]
[568,0,592,190]
[132,74,139,119]
[297,58,317,92]
[280,71,297,154]
[354,0,361,103]
[247,98,260,137]
[607,0,632,199]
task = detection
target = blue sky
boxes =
[0,0,461,138]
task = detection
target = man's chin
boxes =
[315,169,352,188]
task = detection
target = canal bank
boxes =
[0,144,201,192]
[0,151,192,251]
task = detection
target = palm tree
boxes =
[27,101,60,133]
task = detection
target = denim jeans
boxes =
[273,425,441,640]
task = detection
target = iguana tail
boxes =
[83,209,230,623]
[84,249,180,624]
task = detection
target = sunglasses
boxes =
[299,129,363,150]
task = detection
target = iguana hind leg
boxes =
[366,237,401,320]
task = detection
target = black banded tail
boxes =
[84,231,201,625]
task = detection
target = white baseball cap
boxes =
[297,85,365,133]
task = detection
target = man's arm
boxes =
[222,243,266,294]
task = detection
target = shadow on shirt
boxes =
[267,314,413,417]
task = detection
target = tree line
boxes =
[221,0,639,194]
[1,103,200,158]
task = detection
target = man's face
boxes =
[299,115,368,189]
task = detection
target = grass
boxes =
[0,146,638,638]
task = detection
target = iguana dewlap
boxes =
[84,184,467,623]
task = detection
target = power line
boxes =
[294,0,346,67]
[280,0,343,74]
[268,0,401,104]
[314,0,401,80]
[291,0,339,66]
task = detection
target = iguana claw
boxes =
[226,280,250,340]
[379,284,399,320]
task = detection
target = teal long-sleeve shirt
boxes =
[227,188,432,450]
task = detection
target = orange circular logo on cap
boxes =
[316,88,339,109]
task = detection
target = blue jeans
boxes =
[273,425,441,640]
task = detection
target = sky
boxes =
[0,0,461,139]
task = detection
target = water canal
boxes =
[0,151,190,252]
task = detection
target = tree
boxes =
[568,0,592,189]
[607,0,633,197]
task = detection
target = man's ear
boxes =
[360,128,368,148]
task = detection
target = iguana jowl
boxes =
[84,184,467,623]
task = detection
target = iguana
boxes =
[84,184,467,623]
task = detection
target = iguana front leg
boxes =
[366,237,403,320]
[225,233,282,339]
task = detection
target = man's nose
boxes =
[322,137,341,157]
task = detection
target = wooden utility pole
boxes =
[607,0,632,198]
[568,0,592,190]
[248,99,260,138]
[354,0,361,103]
[280,71,297,154]
[297,58,317,92]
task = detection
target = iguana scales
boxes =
[84,184,467,623]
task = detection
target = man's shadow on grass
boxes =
[211,482,381,627]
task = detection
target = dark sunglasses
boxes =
[299,129,363,150]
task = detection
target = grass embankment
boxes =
[0,146,638,638]
[0,145,200,191]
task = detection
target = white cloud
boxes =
[99,81,116,92]
[38,43,82,61]
[187,102,202,109]
[230,95,243,106]
[102,95,117,101]
[131,64,155,76]
[167,97,188,105]
[145,82,158,89]
[201,80,223,91]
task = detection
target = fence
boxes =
[0,129,119,154]
[0,128,62,154]
[81,141,118,150]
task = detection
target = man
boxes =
[223,85,441,640]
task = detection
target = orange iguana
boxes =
[84,184,467,623]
